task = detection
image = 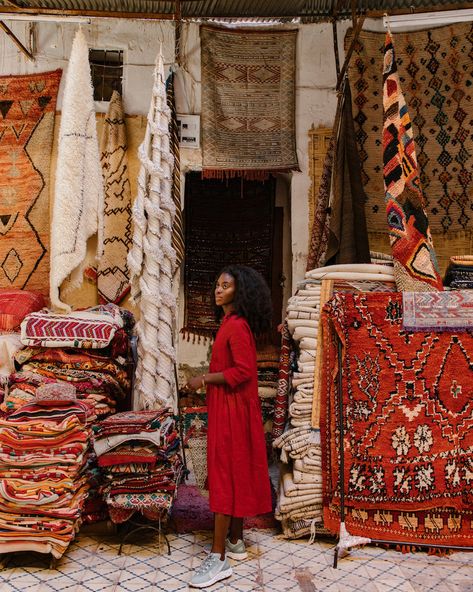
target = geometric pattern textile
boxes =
[201,26,299,179]
[95,90,132,304]
[182,174,274,340]
[445,255,473,289]
[271,322,292,440]
[402,290,473,332]
[306,132,334,271]
[307,126,333,235]
[20,304,123,349]
[0,69,61,294]
[347,23,473,235]
[383,32,443,292]
[321,291,473,546]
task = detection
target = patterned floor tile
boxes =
[0,530,470,592]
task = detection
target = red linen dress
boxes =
[206,313,272,517]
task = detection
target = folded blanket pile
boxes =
[273,260,396,540]
[93,409,184,524]
[0,401,94,558]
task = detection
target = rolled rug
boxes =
[305,263,394,278]
[293,327,317,341]
[287,310,319,320]
[294,458,322,473]
[298,351,316,365]
[273,426,312,449]
[282,465,323,495]
[293,467,322,484]
[299,338,317,351]
[297,362,315,373]
[290,416,312,428]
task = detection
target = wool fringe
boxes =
[180,327,214,344]
[201,168,298,181]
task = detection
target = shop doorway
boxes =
[182,172,288,344]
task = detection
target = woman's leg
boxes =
[228,516,244,543]
[211,513,232,559]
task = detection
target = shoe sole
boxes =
[226,550,248,560]
[189,567,233,588]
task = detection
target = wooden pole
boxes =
[0,20,34,61]
[336,15,365,91]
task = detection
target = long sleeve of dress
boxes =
[222,320,254,389]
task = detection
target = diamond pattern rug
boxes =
[347,22,473,236]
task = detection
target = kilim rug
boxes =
[307,126,333,235]
[200,26,298,179]
[402,290,473,332]
[346,22,473,236]
[382,32,443,292]
[182,173,274,340]
[95,90,132,304]
[0,69,61,294]
[321,291,473,546]
[306,133,334,271]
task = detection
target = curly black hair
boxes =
[214,265,273,335]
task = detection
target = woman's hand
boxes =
[186,375,205,392]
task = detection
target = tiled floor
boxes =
[0,528,471,592]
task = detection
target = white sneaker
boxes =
[225,538,248,560]
[189,553,233,588]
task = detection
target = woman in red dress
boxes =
[187,265,273,588]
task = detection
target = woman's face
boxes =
[215,273,236,308]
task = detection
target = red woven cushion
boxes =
[0,289,46,332]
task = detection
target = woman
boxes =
[187,265,273,589]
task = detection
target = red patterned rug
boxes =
[321,292,473,546]
[0,70,61,294]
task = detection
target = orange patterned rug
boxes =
[0,69,61,295]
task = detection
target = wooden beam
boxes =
[0,7,175,20]
[0,20,34,61]
[336,15,364,91]
[351,0,357,27]
[3,0,23,8]
[366,2,473,18]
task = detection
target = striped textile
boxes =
[20,304,123,349]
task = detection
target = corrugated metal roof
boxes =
[0,0,468,20]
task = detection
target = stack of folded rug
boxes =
[274,261,396,540]
[444,255,473,289]
[3,304,132,417]
[93,410,184,524]
[0,386,95,558]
